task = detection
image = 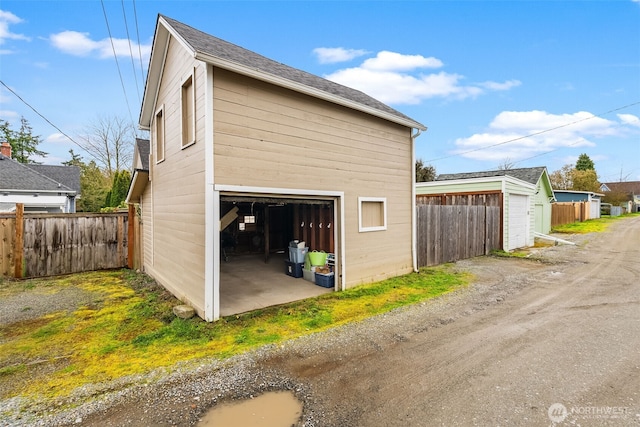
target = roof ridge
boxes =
[156,15,425,130]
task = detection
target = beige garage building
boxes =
[127,15,426,321]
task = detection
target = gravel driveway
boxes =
[3,217,640,426]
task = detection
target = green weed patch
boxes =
[0,266,468,402]
[552,215,624,234]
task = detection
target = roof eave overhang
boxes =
[140,17,177,129]
[126,169,150,204]
[417,175,537,190]
[1,189,76,196]
[141,16,426,132]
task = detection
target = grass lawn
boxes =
[552,212,640,234]
[0,265,469,402]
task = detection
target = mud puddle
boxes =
[197,390,303,426]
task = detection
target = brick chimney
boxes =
[0,141,11,158]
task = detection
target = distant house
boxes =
[599,181,640,213]
[126,15,426,321]
[553,190,603,219]
[416,167,554,250]
[0,142,80,213]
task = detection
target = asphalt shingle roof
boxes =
[136,138,150,171]
[601,181,640,195]
[437,166,547,185]
[26,164,81,193]
[0,153,78,193]
[160,15,425,130]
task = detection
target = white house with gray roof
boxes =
[0,144,80,213]
[126,15,426,321]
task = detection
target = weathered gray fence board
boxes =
[1,212,130,278]
[417,205,500,267]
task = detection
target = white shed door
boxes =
[590,200,600,219]
[508,194,529,250]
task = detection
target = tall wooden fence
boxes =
[1,204,130,278]
[417,204,501,267]
[551,202,589,228]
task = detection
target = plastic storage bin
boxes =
[289,247,308,263]
[314,272,334,288]
[285,261,304,278]
[303,268,316,283]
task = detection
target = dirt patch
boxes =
[0,284,102,326]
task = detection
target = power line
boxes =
[120,0,141,105]
[0,80,82,148]
[426,101,640,163]
[100,0,135,125]
[511,116,640,166]
[132,0,146,92]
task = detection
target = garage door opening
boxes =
[218,195,337,317]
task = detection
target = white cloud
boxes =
[44,133,73,144]
[49,30,151,61]
[313,47,368,64]
[323,50,520,104]
[0,109,19,120]
[617,113,640,127]
[452,110,623,162]
[360,51,443,71]
[0,10,30,49]
[50,31,98,56]
[477,80,521,91]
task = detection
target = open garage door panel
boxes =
[220,195,335,261]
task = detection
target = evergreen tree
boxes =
[0,117,47,163]
[63,149,110,212]
[108,170,132,208]
[575,153,595,171]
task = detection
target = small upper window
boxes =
[358,197,387,232]
[155,106,165,163]
[181,73,195,148]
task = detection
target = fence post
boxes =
[128,205,134,269]
[14,203,24,278]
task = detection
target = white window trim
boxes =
[181,71,196,149]
[154,105,165,164]
[358,196,387,232]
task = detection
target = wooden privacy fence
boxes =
[416,204,501,267]
[551,202,589,228]
[1,204,131,278]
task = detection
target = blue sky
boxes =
[1,0,639,182]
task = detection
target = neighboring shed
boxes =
[126,15,426,321]
[0,148,79,213]
[417,172,539,251]
[553,190,603,219]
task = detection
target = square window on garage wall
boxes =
[358,197,387,232]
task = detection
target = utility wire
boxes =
[426,101,640,163]
[511,117,640,166]
[132,0,146,92]
[0,80,82,147]
[121,0,141,105]
[100,0,135,125]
